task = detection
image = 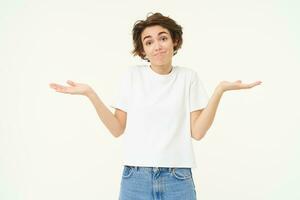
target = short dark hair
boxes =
[131,12,183,61]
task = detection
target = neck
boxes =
[150,63,173,75]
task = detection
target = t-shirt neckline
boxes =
[147,64,176,78]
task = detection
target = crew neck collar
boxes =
[147,64,176,78]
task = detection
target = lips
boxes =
[154,51,166,56]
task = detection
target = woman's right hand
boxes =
[49,80,93,96]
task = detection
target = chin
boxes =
[152,59,171,66]
[153,61,164,65]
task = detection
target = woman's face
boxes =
[141,25,176,67]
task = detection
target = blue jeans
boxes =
[119,165,197,200]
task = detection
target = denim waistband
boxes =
[125,165,191,173]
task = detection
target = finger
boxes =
[245,81,262,88]
[50,83,65,89]
[55,86,70,94]
[250,81,262,86]
[49,83,60,89]
[49,83,68,93]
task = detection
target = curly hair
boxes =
[131,12,183,61]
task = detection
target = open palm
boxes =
[49,80,92,96]
[220,80,262,91]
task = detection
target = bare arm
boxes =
[49,80,126,138]
[191,86,223,140]
[86,91,126,137]
[191,80,262,140]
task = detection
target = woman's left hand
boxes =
[218,80,262,92]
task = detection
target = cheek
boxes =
[144,49,151,57]
[165,41,174,50]
[145,47,155,56]
[142,46,149,55]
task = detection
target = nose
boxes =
[154,41,162,51]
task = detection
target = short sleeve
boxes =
[110,68,132,112]
[189,71,209,112]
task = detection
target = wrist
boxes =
[85,88,95,98]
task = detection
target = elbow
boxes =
[112,132,120,138]
[192,135,202,141]
[112,132,122,138]
[191,131,206,141]
[112,127,125,138]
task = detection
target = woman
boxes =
[49,13,261,200]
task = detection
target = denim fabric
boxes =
[119,165,197,200]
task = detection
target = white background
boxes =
[1,0,299,199]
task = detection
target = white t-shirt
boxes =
[110,64,209,168]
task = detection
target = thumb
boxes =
[67,80,76,86]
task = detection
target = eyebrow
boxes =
[142,31,169,42]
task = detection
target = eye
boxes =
[160,36,168,41]
[145,40,152,46]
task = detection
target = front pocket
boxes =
[171,168,192,180]
[122,166,135,178]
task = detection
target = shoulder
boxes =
[175,66,198,79]
[175,65,196,73]
[175,66,206,86]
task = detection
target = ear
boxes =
[173,40,178,47]
[141,51,146,57]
